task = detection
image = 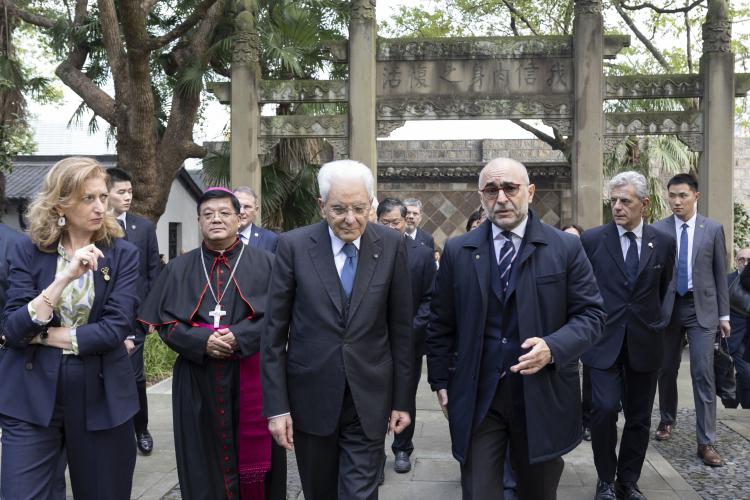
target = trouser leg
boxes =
[658,305,685,425]
[589,364,623,482]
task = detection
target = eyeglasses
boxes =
[200,210,237,221]
[479,182,523,200]
[328,205,369,218]
[379,218,404,228]
[737,257,749,264]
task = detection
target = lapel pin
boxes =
[648,242,654,248]
[254,232,259,237]
[374,253,379,259]
[475,254,480,260]
[699,224,704,228]
[131,225,136,230]
[101,267,111,282]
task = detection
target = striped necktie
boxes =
[498,230,516,292]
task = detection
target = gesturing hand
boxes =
[511,337,552,375]
[63,244,105,280]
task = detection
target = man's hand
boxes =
[216,328,239,351]
[719,320,731,339]
[436,389,449,420]
[206,332,233,358]
[511,337,552,375]
[268,414,294,451]
[124,339,135,355]
[388,410,411,434]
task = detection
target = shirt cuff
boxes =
[28,303,53,325]
[69,327,79,355]
[267,412,290,420]
[719,316,730,322]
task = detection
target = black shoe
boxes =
[594,479,616,500]
[136,430,153,455]
[393,450,411,473]
[582,426,592,441]
[615,480,646,500]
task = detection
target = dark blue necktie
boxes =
[498,231,516,292]
[118,219,127,239]
[624,231,639,285]
[340,243,358,297]
[677,223,689,296]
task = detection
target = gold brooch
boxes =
[101,267,111,282]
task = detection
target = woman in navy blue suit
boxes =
[0,157,141,499]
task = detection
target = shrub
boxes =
[143,333,177,384]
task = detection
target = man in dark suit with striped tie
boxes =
[234,186,278,253]
[107,167,162,455]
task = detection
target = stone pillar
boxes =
[349,0,378,191]
[231,0,262,217]
[571,0,604,229]
[699,0,734,254]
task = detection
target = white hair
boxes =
[317,160,374,201]
[609,171,649,200]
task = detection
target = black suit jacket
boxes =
[405,236,435,351]
[580,222,675,372]
[261,221,413,440]
[414,228,435,250]
[121,213,160,297]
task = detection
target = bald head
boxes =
[477,157,535,230]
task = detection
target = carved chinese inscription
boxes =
[376,59,572,97]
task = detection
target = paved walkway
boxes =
[5,350,744,499]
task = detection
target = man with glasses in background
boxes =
[404,199,435,249]
[376,198,436,480]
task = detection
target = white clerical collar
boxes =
[617,218,644,239]
[491,215,528,241]
[329,226,361,255]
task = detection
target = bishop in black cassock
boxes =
[139,189,285,500]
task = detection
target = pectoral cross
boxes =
[209,303,226,328]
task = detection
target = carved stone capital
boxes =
[260,115,348,138]
[233,29,261,64]
[542,118,572,136]
[377,120,405,138]
[702,20,732,53]
[259,80,348,103]
[351,0,376,22]
[574,0,602,16]
[677,133,704,152]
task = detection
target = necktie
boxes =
[498,231,516,293]
[118,219,126,238]
[677,223,689,296]
[340,243,358,297]
[624,231,639,284]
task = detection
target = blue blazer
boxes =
[0,224,24,325]
[0,237,140,431]
[121,213,161,297]
[427,213,605,464]
[580,222,675,372]
[243,224,278,254]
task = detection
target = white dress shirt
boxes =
[674,212,697,291]
[617,219,643,260]
[491,216,528,264]
[329,227,361,277]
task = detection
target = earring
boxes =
[57,215,66,227]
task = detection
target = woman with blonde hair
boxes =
[0,157,141,499]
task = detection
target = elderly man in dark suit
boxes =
[234,186,278,253]
[653,173,730,467]
[262,160,413,500]
[581,171,675,500]
[107,167,162,455]
[376,197,436,476]
[427,157,605,499]
[403,198,435,249]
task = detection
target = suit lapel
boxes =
[40,249,59,291]
[469,223,491,319]
[88,244,112,321]
[637,225,656,277]
[604,222,628,279]
[307,222,343,317]
[347,225,382,322]
[691,214,706,267]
